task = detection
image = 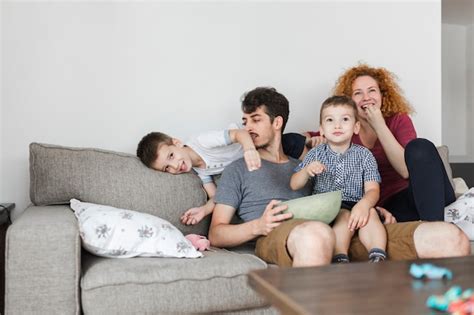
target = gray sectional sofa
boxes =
[5,143,276,314]
[5,143,471,314]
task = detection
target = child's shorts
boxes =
[341,201,357,210]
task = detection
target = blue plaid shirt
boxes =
[295,143,381,202]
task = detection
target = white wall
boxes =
[442,24,467,157]
[468,24,474,162]
[1,1,442,218]
[442,22,474,162]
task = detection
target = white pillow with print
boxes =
[70,199,202,258]
[444,188,474,240]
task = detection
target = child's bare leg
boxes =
[332,209,354,263]
[358,208,387,262]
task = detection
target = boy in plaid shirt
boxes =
[290,95,387,263]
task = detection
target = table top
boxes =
[248,256,474,315]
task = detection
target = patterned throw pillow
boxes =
[444,188,474,240]
[70,199,202,258]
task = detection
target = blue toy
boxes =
[426,286,474,313]
[409,263,453,280]
[426,286,462,311]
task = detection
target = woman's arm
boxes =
[373,123,408,178]
[364,106,412,178]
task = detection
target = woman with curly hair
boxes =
[334,64,455,222]
[305,64,455,222]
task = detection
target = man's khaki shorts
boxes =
[255,219,423,267]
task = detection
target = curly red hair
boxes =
[333,64,414,117]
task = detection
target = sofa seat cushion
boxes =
[81,249,268,314]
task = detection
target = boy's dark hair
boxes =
[136,132,173,168]
[241,87,289,132]
[320,95,358,124]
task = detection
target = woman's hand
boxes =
[306,136,326,148]
[375,206,397,224]
[363,104,386,131]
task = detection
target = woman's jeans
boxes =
[384,138,455,222]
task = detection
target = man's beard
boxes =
[254,133,274,150]
[255,141,270,150]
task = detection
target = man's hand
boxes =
[255,200,293,236]
[306,136,326,148]
[375,206,397,224]
[244,149,261,171]
[181,206,208,225]
[305,161,326,177]
[348,204,370,231]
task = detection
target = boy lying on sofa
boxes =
[137,127,261,226]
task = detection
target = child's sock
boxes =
[332,253,350,263]
[368,248,387,263]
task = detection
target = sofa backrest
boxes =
[29,143,209,235]
[437,145,455,190]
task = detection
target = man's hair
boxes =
[136,132,173,168]
[241,87,289,132]
[320,95,358,124]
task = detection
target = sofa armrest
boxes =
[453,177,469,198]
[5,205,81,315]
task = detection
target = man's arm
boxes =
[209,200,292,248]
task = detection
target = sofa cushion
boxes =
[71,199,202,258]
[437,145,455,190]
[29,143,208,235]
[444,187,474,240]
[80,249,268,314]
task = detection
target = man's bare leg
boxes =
[286,221,335,267]
[414,222,471,258]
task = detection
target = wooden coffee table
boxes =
[248,256,474,315]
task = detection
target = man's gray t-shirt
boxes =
[215,157,311,222]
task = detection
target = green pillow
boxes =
[281,190,342,224]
